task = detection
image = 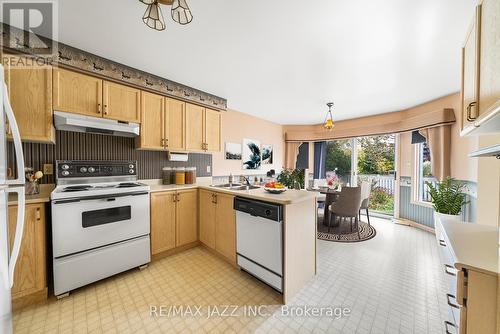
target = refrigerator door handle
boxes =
[3,83,25,185]
[5,186,25,288]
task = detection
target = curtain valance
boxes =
[284,108,456,142]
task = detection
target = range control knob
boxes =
[88,167,95,173]
[61,164,69,170]
[80,167,87,173]
[265,209,272,216]
[61,170,70,176]
[129,169,135,174]
[128,164,134,169]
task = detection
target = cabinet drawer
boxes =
[446,293,461,328]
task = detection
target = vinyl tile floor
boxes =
[12,217,451,334]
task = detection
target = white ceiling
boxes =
[53,0,475,124]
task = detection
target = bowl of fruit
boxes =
[264,182,287,194]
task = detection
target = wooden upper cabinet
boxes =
[461,4,481,130]
[151,191,176,255]
[8,203,46,301]
[103,81,141,123]
[214,193,236,263]
[53,68,103,117]
[4,55,54,143]
[478,0,499,117]
[185,103,205,151]
[165,98,185,151]
[199,189,216,248]
[176,189,198,247]
[204,108,221,152]
[137,91,165,150]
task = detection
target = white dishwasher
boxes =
[234,197,283,292]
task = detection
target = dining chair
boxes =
[328,186,362,239]
[359,181,372,226]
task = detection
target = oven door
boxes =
[51,192,150,258]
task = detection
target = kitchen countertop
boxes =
[437,218,499,276]
[7,180,318,206]
[145,180,317,205]
[8,184,54,205]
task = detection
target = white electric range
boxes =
[51,160,151,297]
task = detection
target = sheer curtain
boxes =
[285,142,301,169]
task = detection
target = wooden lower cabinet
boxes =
[8,203,47,307]
[150,189,198,256]
[176,189,198,246]
[199,190,236,263]
[151,191,176,255]
[214,193,236,262]
[199,189,216,248]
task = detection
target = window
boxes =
[413,141,436,203]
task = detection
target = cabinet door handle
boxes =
[104,104,108,115]
[444,264,456,277]
[444,321,457,334]
[213,194,217,204]
[439,239,446,247]
[36,208,41,221]
[97,103,102,114]
[466,101,477,122]
[446,294,459,309]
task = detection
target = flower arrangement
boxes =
[326,169,341,190]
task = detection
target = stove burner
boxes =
[117,182,141,188]
[62,185,92,192]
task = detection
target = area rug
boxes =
[317,219,377,243]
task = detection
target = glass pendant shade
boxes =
[323,102,335,131]
[143,2,166,31]
[171,0,193,25]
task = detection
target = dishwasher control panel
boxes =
[234,197,282,222]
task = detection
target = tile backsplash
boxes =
[7,131,212,184]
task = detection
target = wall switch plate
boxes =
[206,165,211,173]
[43,164,53,175]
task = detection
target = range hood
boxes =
[54,111,140,137]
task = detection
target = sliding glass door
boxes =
[324,134,397,217]
[356,135,396,216]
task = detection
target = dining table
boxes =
[308,187,342,226]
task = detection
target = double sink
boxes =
[210,183,260,191]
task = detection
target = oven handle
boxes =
[52,191,149,204]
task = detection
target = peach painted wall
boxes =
[398,93,478,182]
[212,109,284,176]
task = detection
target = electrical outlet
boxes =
[43,164,53,175]
[206,165,211,174]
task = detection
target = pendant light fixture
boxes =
[138,0,193,31]
[142,1,166,31]
[323,102,335,131]
[171,0,193,24]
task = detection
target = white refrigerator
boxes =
[0,64,26,334]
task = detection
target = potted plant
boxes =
[425,177,468,223]
[277,168,305,190]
